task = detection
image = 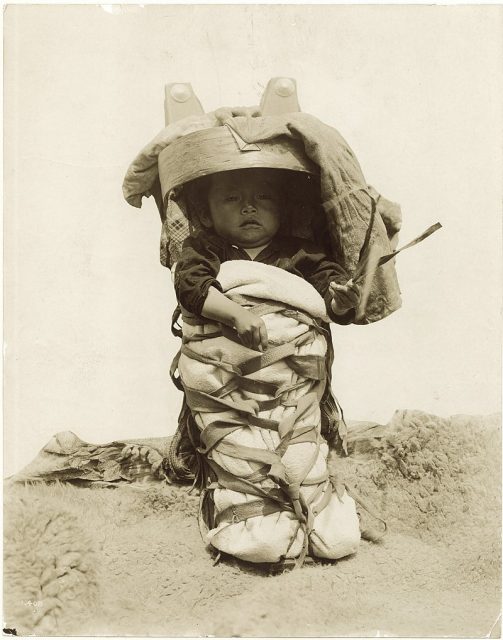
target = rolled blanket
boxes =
[178,261,360,564]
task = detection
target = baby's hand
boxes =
[233,308,269,352]
[329,280,361,316]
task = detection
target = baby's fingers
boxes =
[344,285,360,306]
[347,281,360,297]
[330,282,360,305]
[248,321,268,352]
[238,329,252,350]
[251,324,268,352]
[251,326,262,351]
[259,322,269,352]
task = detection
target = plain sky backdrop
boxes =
[4,5,502,476]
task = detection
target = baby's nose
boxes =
[241,200,257,214]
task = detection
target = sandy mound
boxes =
[4,410,501,637]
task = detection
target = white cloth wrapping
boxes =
[178,261,360,563]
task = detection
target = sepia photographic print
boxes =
[3,4,502,637]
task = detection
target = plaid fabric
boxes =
[161,193,190,267]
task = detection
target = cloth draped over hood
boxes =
[122,108,402,323]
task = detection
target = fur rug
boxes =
[3,410,501,637]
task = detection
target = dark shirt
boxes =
[174,231,355,324]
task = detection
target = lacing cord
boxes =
[184,298,335,567]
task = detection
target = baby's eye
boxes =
[256,193,274,200]
[223,194,240,202]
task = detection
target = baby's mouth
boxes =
[240,219,262,228]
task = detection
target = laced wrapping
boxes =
[175,263,361,565]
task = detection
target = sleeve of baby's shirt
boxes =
[294,241,355,325]
[174,235,223,316]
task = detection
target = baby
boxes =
[175,167,360,351]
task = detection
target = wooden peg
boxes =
[260,77,301,116]
[164,83,204,126]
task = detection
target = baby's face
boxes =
[206,169,282,248]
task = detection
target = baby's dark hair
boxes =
[183,173,212,225]
[183,168,323,241]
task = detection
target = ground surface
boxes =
[4,411,501,637]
